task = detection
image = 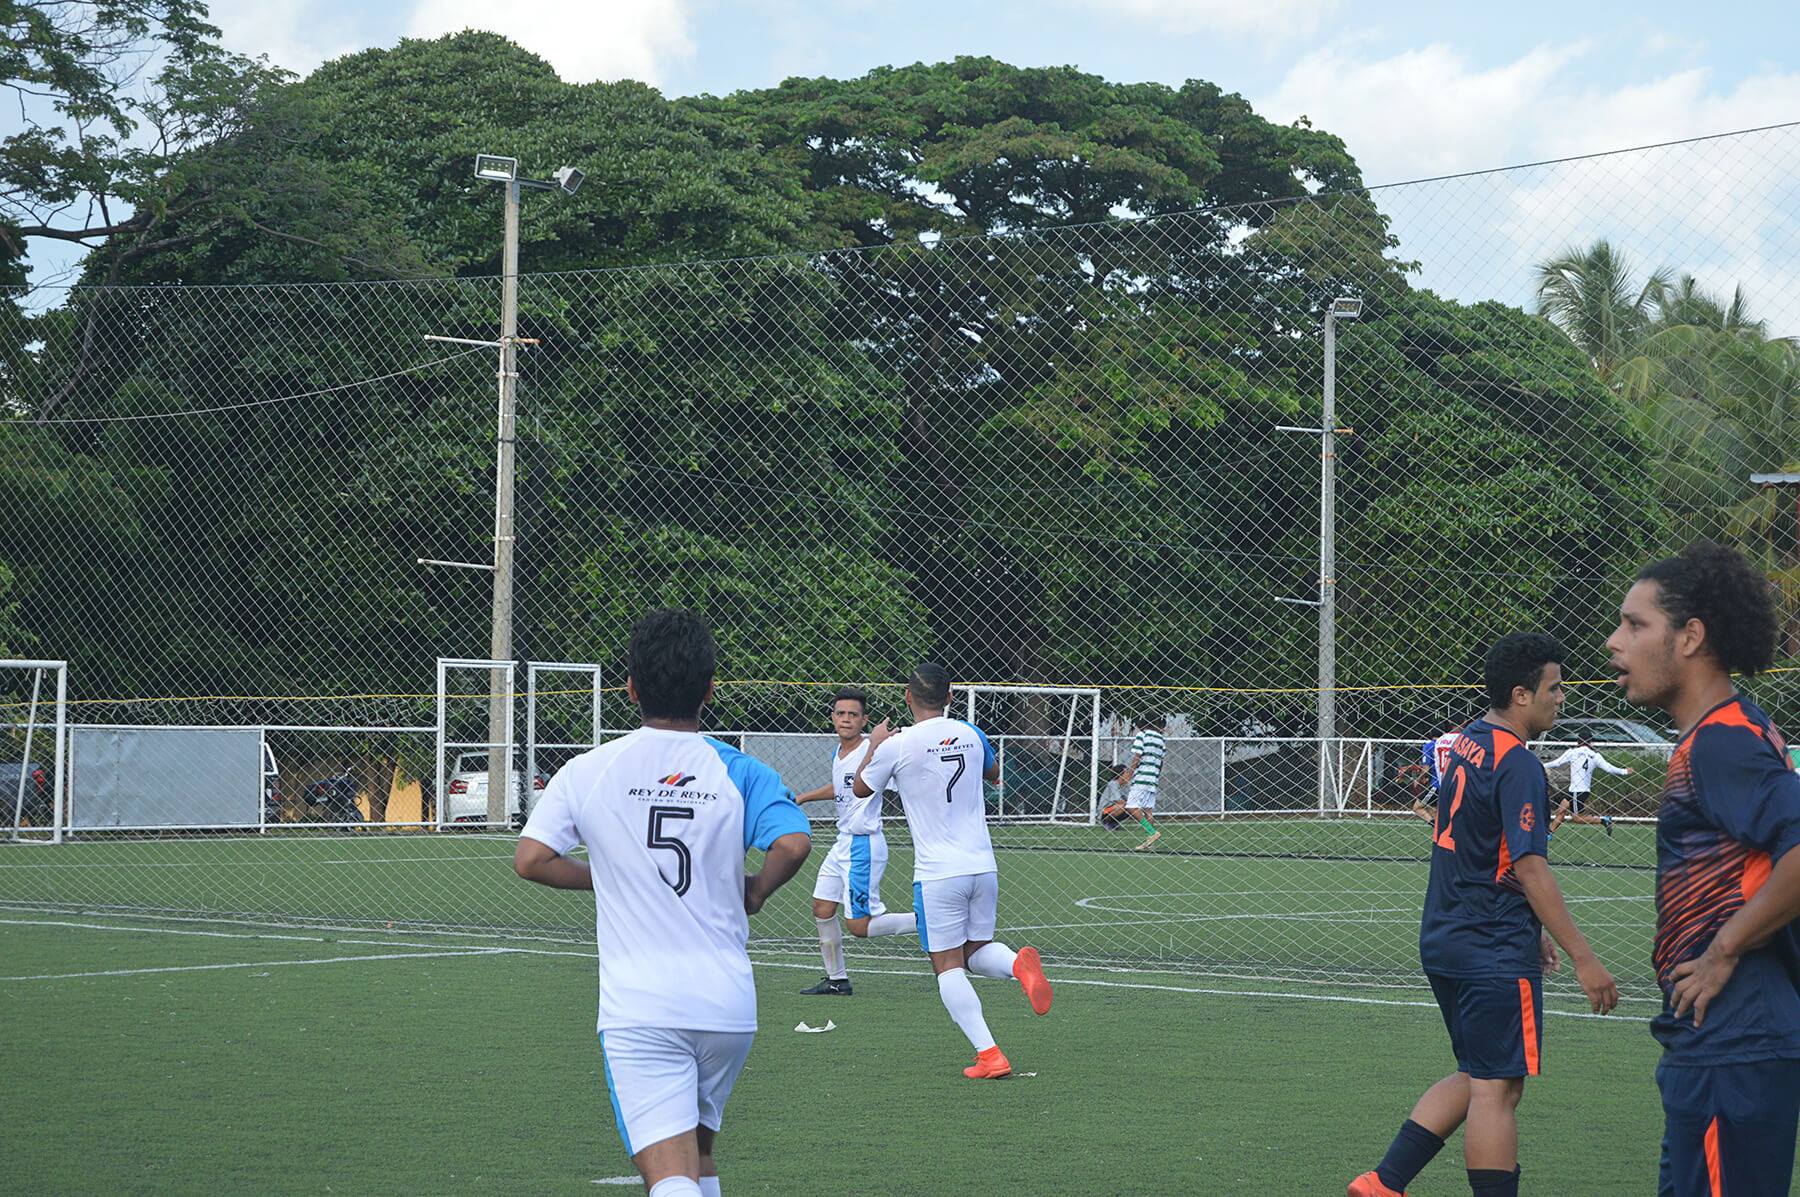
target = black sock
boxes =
[1375,1119,1447,1191]
[1467,1166,1519,1196]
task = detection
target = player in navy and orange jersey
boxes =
[1351,634,1618,1197]
[1607,540,1800,1197]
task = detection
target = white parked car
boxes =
[443,752,546,826]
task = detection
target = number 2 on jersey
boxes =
[942,753,965,803]
[646,805,696,896]
[1434,766,1466,852]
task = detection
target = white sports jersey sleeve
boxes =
[869,716,997,882]
[520,726,809,1034]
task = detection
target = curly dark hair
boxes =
[1483,632,1567,710]
[628,608,716,720]
[1637,539,1778,676]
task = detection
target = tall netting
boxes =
[5,125,1800,1005]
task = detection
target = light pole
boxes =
[471,154,583,825]
[1318,296,1361,813]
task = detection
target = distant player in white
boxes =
[793,686,917,995]
[1544,730,1631,836]
[853,663,1054,1080]
[514,609,812,1197]
[1115,714,1167,850]
[1412,719,1463,824]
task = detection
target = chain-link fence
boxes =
[4,124,1800,1004]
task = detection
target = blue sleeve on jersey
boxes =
[1692,726,1800,862]
[1422,739,1434,768]
[1497,752,1549,863]
[973,724,995,771]
[708,738,810,851]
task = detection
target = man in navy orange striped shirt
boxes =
[1351,633,1619,1197]
[1608,540,1800,1197]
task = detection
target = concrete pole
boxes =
[1318,313,1338,815]
[487,180,520,825]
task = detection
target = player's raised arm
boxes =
[1593,750,1632,777]
[853,719,898,797]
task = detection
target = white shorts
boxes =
[1126,784,1158,811]
[598,1027,754,1156]
[810,831,889,919]
[912,871,998,954]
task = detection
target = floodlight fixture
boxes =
[1329,296,1363,319]
[474,154,519,182]
[553,165,585,195]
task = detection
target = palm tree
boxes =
[1533,240,1671,380]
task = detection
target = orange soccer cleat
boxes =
[1013,945,1054,1015]
[963,1045,1012,1079]
[1347,1171,1405,1197]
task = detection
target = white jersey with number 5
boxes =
[520,726,809,1034]
[860,716,996,881]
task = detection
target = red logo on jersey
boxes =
[939,737,958,746]
[1519,805,1536,831]
[657,773,696,786]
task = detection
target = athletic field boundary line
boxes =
[0,902,1663,1001]
[3,946,512,982]
[0,912,1656,1018]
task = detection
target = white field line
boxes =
[0,911,1654,1019]
[0,853,517,870]
[3,947,512,982]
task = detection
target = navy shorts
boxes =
[1658,1057,1800,1197]
[1427,973,1543,1080]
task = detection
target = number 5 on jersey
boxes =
[647,805,696,895]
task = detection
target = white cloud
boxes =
[406,0,694,85]
[1256,42,1800,336]
[207,0,365,76]
[1063,0,1338,39]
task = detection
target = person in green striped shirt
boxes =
[1115,716,1166,851]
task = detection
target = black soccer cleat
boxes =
[800,976,853,996]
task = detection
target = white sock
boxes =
[816,917,847,980]
[966,942,1018,980]
[936,967,996,1052]
[699,1178,721,1197]
[866,913,915,937]
[649,1179,701,1197]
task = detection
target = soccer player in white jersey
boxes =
[1544,730,1630,836]
[1413,718,1464,825]
[513,609,812,1197]
[793,686,918,995]
[1116,713,1167,850]
[854,663,1054,1079]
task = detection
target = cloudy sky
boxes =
[39,0,1800,326]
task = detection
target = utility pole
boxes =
[1318,309,1339,815]
[423,154,580,827]
[486,177,521,825]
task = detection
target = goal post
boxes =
[3,659,68,844]
[960,684,1102,825]
[525,661,603,817]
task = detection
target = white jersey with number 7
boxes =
[860,716,996,881]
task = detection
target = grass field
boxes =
[1,819,1683,1193]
